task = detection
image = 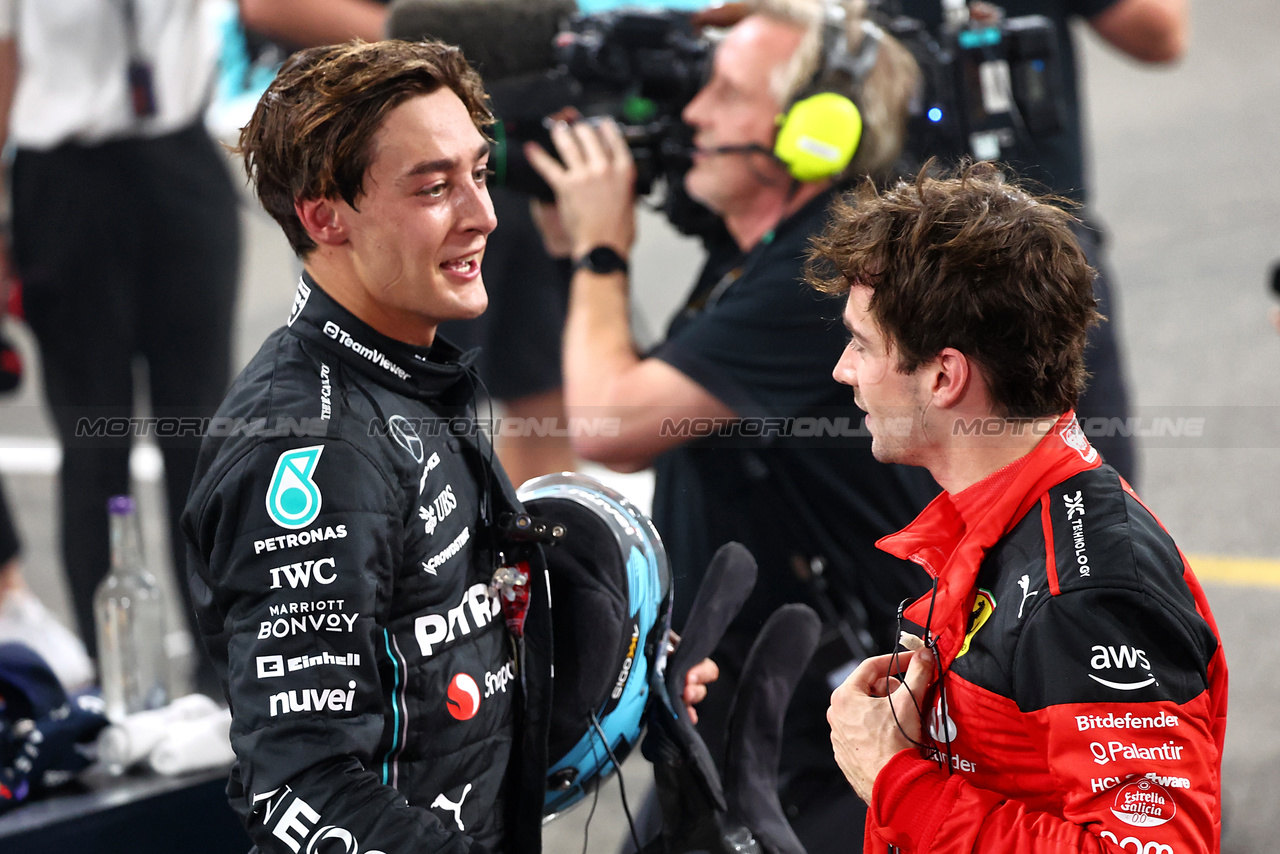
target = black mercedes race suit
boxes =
[183,275,550,854]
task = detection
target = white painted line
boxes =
[0,436,164,481]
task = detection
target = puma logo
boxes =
[1017,574,1038,619]
[431,783,473,831]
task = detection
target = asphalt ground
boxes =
[0,1,1277,850]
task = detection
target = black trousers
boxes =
[12,123,240,692]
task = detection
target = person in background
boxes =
[237,0,385,44]
[0,0,240,697]
[0,236,92,692]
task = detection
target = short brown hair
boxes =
[235,39,493,256]
[807,162,1101,418]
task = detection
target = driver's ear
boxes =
[296,198,349,247]
[930,347,973,410]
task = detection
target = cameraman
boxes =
[528,1,938,848]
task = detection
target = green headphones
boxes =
[771,8,884,182]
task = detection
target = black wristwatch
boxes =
[572,246,629,276]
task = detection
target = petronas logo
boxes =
[266,446,324,529]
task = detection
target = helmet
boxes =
[516,472,673,820]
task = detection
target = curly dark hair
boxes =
[806,161,1101,418]
[235,39,493,256]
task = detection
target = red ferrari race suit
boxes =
[864,412,1227,854]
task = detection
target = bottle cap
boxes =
[108,494,136,516]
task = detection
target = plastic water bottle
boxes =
[94,495,170,722]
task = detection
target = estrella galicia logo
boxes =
[266,446,324,529]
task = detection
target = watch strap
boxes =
[572,246,630,276]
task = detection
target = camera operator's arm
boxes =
[1087,0,1188,63]
[526,120,735,472]
[236,0,387,46]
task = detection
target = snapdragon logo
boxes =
[266,446,324,530]
[926,694,979,773]
[446,673,481,721]
[484,661,515,698]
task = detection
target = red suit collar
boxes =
[878,412,1101,660]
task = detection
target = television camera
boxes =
[487,8,713,234]
[488,1,1067,235]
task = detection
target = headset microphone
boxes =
[689,6,882,182]
[701,143,776,157]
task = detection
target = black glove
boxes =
[643,543,755,852]
[643,544,821,854]
[723,604,820,854]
